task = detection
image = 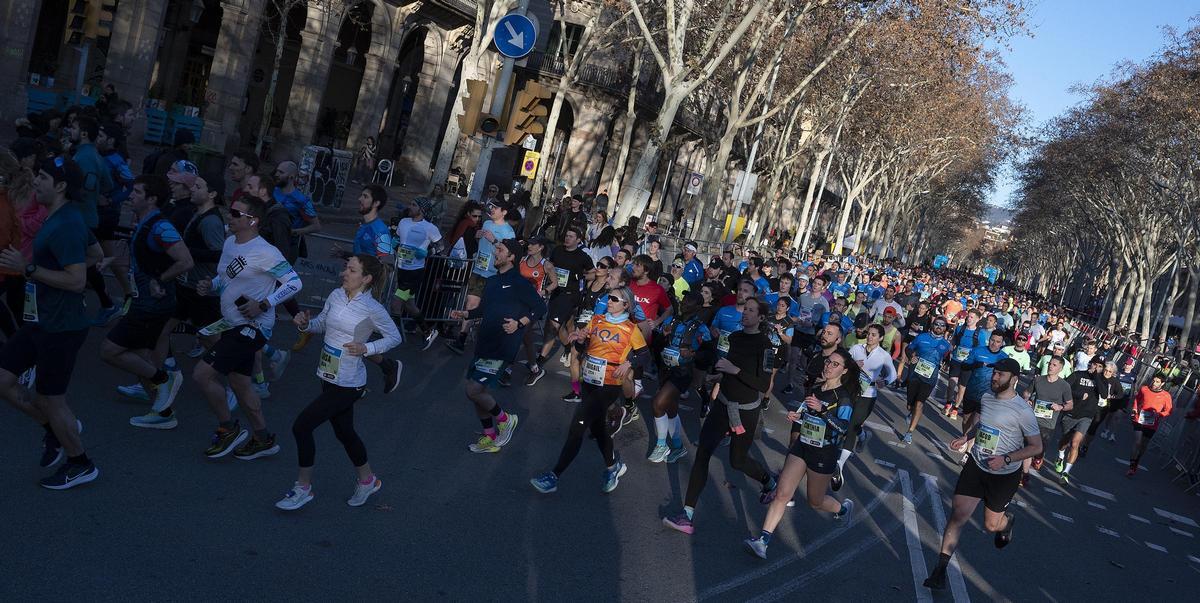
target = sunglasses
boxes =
[607,295,623,303]
[230,207,257,220]
[598,263,612,269]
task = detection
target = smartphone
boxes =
[235,295,249,307]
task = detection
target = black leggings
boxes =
[553,383,620,475]
[292,381,368,468]
[87,265,114,308]
[0,276,23,338]
[685,402,769,508]
[842,395,878,452]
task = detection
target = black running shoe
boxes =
[562,390,582,403]
[381,358,403,394]
[623,403,639,425]
[831,464,844,492]
[995,512,1015,549]
[40,461,99,490]
[923,566,947,590]
[40,431,63,468]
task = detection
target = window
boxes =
[546,21,585,61]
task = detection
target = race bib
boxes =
[199,318,235,336]
[472,358,504,375]
[858,371,873,393]
[717,330,731,354]
[397,245,418,264]
[798,413,828,447]
[582,355,608,386]
[915,358,935,379]
[575,309,594,325]
[975,424,1001,457]
[555,267,570,289]
[318,343,342,381]
[1097,397,1108,408]
[1137,410,1157,427]
[475,252,492,272]
[798,308,812,324]
[1034,399,1055,420]
[954,347,970,361]
[22,281,37,323]
[662,347,682,368]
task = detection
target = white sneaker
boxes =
[151,370,184,413]
[267,350,290,381]
[254,380,271,399]
[422,329,439,351]
[117,383,149,401]
[225,386,239,412]
[187,342,206,358]
[130,412,178,430]
[275,483,314,511]
[347,477,382,507]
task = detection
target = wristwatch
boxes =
[258,300,270,312]
[1003,454,1012,465]
[24,264,37,278]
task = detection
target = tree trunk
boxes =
[606,51,643,215]
[614,85,686,225]
[256,10,291,156]
[1181,267,1199,352]
[692,135,735,240]
[532,79,568,205]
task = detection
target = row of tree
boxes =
[997,24,1200,350]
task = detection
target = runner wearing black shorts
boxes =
[537,226,592,368]
[647,293,710,464]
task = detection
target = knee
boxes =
[983,513,1007,532]
[192,361,214,384]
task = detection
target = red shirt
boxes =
[630,279,671,321]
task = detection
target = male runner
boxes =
[446,200,514,354]
[1055,357,1103,483]
[392,195,443,355]
[537,226,593,369]
[902,317,953,443]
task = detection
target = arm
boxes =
[85,241,103,268]
[265,263,303,307]
[364,301,403,357]
[157,241,194,283]
[29,262,86,293]
[192,217,226,263]
[294,215,322,236]
[518,279,548,324]
[302,297,332,334]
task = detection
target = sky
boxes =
[987,0,1199,211]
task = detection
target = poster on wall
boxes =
[299,145,353,208]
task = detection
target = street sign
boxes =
[494,13,537,59]
[520,151,540,177]
[521,134,537,150]
[685,172,703,195]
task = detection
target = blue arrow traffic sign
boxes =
[494,13,537,59]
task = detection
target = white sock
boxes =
[837,448,853,470]
[1058,449,1066,460]
[654,415,669,441]
[1063,463,1073,474]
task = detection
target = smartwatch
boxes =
[24,264,37,278]
[259,300,270,313]
[1003,454,1012,465]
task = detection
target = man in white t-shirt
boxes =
[393,198,443,350]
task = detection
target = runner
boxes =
[662,298,778,534]
[1021,355,1071,486]
[275,254,401,511]
[193,195,303,460]
[1054,357,1103,483]
[1126,373,1173,477]
[530,286,648,494]
[647,292,711,463]
[0,156,100,489]
[506,235,554,386]
[897,300,933,383]
[707,279,755,417]
[1085,360,1127,447]
[392,195,443,355]
[100,175,194,429]
[944,309,984,416]
[902,317,953,443]
[1001,333,1033,374]
[446,200,514,354]
[955,331,1009,438]
[744,348,857,558]
[835,323,897,490]
[448,239,544,453]
[923,358,1041,591]
[561,257,611,403]
[536,226,593,370]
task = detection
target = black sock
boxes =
[158,408,174,418]
[936,553,952,571]
[480,417,494,430]
[489,405,503,417]
[151,369,169,385]
[219,420,237,430]
[67,453,90,466]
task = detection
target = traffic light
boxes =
[503,81,550,145]
[456,79,494,136]
[64,0,91,46]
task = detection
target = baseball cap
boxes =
[708,258,724,269]
[883,307,898,316]
[526,235,550,248]
[170,160,199,176]
[992,357,1022,375]
[853,313,870,329]
[167,170,197,186]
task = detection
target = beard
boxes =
[990,375,1015,394]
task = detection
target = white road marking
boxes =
[874,459,896,468]
[900,471,933,603]
[679,404,694,411]
[1115,458,1148,471]
[864,420,890,432]
[890,441,902,447]
[1189,555,1200,564]
[923,474,970,603]
[1154,508,1199,528]
[1129,514,1151,524]
[1145,541,1168,553]
[554,370,570,377]
[1044,487,1064,496]
[1096,526,1120,538]
[1051,512,1074,523]
[1079,485,1116,502]
[1088,501,1107,510]
[926,451,942,459]
[1169,527,1194,538]
[1014,500,1029,508]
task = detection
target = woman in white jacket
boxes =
[275,254,402,511]
[833,323,897,490]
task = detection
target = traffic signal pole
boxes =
[467,0,531,203]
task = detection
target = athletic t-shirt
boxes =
[581,314,647,386]
[212,235,300,336]
[548,245,593,293]
[354,217,394,259]
[963,346,1008,401]
[1025,374,1072,430]
[393,218,440,270]
[130,210,183,314]
[630,279,671,322]
[1065,371,1102,419]
[472,220,515,278]
[710,304,744,357]
[906,333,953,384]
[971,392,1039,475]
[273,187,317,230]
[29,203,90,332]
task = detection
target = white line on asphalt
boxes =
[1088,501,1107,510]
[1051,512,1074,523]
[890,441,902,447]
[1079,485,1116,502]
[1129,514,1151,524]
[1096,526,1120,538]
[874,459,896,468]
[1014,500,1029,508]
[1169,527,1195,538]
[923,474,970,603]
[679,404,694,411]
[864,420,890,432]
[1154,507,1199,528]
[900,471,933,603]
[555,370,570,377]
[1044,487,1064,496]
[1145,542,1168,553]
[1115,458,1149,471]
[698,474,902,601]
[1189,555,1200,564]
[926,451,943,460]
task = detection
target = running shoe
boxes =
[291,331,313,351]
[834,498,854,519]
[187,342,207,358]
[347,477,382,507]
[117,383,149,401]
[602,459,627,493]
[275,483,314,511]
[151,370,184,412]
[623,403,640,425]
[923,566,947,590]
[469,435,500,453]
[530,471,558,494]
[994,512,1015,549]
[92,305,122,327]
[759,474,779,504]
[949,408,959,419]
[495,414,519,447]
[831,464,844,492]
[942,403,952,416]
[1059,473,1071,485]
[663,514,694,535]
[444,339,465,355]
[18,367,36,388]
[903,432,913,444]
[40,461,99,490]
[1106,432,1117,442]
[422,329,439,351]
[526,366,546,386]
[254,380,271,400]
[130,412,178,430]
[1031,456,1043,471]
[744,537,769,559]
[1054,458,1065,474]
[559,349,571,367]
[39,419,82,468]
[234,434,280,460]
[1126,465,1137,478]
[608,405,628,436]
[1019,473,1030,488]
[381,358,403,394]
[666,447,688,463]
[562,391,582,403]
[267,349,290,381]
[633,379,644,399]
[205,424,249,459]
[499,368,513,387]
[856,428,873,451]
[648,444,670,463]
[1099,429,1111,440]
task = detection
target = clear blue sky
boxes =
[989,0,1199,210]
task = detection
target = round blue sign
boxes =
[494,13,537,59]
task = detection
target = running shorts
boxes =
[1061,415,1092,435]
[789,440,840,475]
[1132,424,1158,438]
[202,325,267,376]
[907,379,936,409]
[947,360,964,379]
[0,324,88,396]
[547,291,580,326]
[393,267,424,301]
[961,396,983,415]
[954,456,1022,513]
[107,309,171,351]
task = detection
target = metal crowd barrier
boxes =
[392,255,475,323]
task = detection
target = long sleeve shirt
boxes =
[720,330,773,404]
[303,288,401,388]
[466,267,547,361]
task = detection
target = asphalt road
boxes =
[2,230,1198,601]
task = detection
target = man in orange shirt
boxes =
[1127,373,1173,477]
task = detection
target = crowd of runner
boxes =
[3,101,1198,589]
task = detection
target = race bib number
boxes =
[662,347,682,368]
[575,309,594,325]
[1137,410,1157,427]
[199,318,235,336]
[475,252,492,272]
[1034,399,1055,420]
[22,281,37,323]
[397,245,418,264]
[799,413,828,447]
[472,358,504,375]
[318,344,342,381]
[858,371,873,392]
[1097,397,1108,408]
[762,349,776,372]
[582,355,608,386]
[717,330,731,354]
[914,358,935,379]
[954,347,970,362]
[555,267,570,289]
[975,424,1001,457]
